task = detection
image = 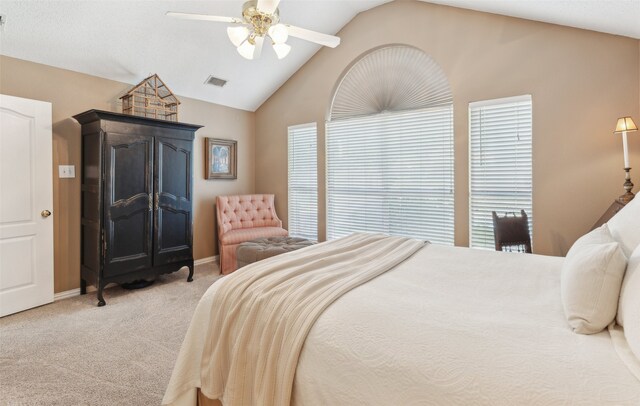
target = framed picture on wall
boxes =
[205,138,237,180]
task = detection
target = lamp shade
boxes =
[237,40,255,60]
[227,26,250,47]
[268,24,289,44]
[614,117,638,133]
[273,43,291,59]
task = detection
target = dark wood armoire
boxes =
[73,110,202,306]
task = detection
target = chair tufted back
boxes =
[216,194,282,234]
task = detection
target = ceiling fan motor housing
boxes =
[242,0,279,37]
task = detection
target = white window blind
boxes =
[288,123,317,241]
[469,95,533,249]
[326,107,454,244]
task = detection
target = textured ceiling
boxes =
[1,1,638,112]
[420,0,640,40]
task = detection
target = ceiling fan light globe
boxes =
[268,23,288,44]
[227,26,250,47]
[237,40,256,60]
[273,43,291,59]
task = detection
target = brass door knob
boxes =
[41,210,52,218]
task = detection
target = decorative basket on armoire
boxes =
[73,110,202,306]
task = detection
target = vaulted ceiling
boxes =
[1,0,638,112]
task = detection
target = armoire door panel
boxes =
[114,144,149,202]
[110,211,147,259]
[161,142,188,198]
[159,207,189,248]
[154,137,192,265]
[104,132,153,277]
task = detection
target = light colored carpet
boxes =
[0,262,222,406]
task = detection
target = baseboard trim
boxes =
[54,288,81,301]
[195,255,218,266]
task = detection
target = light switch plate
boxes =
[59,165,75,179]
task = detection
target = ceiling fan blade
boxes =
[286,25,341,48]
[256,0,281,14]
[166,12,242,24]
[253,36,265,59]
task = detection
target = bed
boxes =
[163,208,640,405]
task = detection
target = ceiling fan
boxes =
[167,0,341,60]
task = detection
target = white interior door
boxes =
[0,94,53,317]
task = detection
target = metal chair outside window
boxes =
[492,210,532,253]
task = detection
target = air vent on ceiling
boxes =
[204,76,227,88]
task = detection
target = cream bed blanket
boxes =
[165,239,640,405]
[169,233,425,406]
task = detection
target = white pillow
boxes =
[607,196,640,258]
[561,224,627,334]
[617,245,640,359]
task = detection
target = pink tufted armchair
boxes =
[216,194,288,274]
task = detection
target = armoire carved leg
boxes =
[97,282,106,307]
[80,278,87,295]
[187,265,194,282]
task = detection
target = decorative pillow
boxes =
[561,224,627,334]
[607,196,640,258]
[617,245,640,359]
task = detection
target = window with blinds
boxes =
[288,123,318,241]
[469,95,533,249]
[326,107,454,244]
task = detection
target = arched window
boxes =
[326,45,454,244]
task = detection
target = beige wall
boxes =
[255,0,640,257]
[0,56,255,293]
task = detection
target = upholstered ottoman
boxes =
[236,237,314,269]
